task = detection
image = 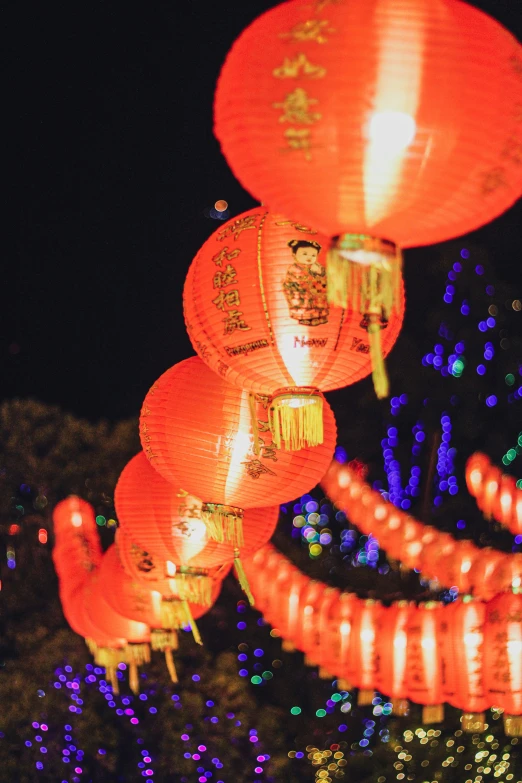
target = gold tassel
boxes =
[462,712,486,733]
[234,552,255,606]
[393,699,410,717]
[368,315,389,399]
[319,667,333,680]
[249,393,262,456]
[337,678,353,691]
[504,715,522,737]
[268,389,323,451]
[358,689,375,706]
[129,662,140,695]
[201,504,244,547]
[151,629,178,652]
[181,600,203,646]
[175,573,212,606]
[85,638,98,655]
[161,598,188,629]
[106,665,119,695]
[125,643,151,666]
[304,655,316,667]
[422,704,444,724]
[94,647,123,669]
[282,639,296,653]
[164,648,178,684]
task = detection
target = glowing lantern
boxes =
[419,532,456,588]
[439,598,488,732]
[184,208,404,412]
[435,540,479,595]
[52,496,103,592]
[375,602,412,715]
[140,357,336,546]
[324,592,357,687]
[115,451,279,601]
[487,553,522,597]
[484,592,522,735]
[214,0,522,312]
[468,548,509,602]
[295,579,328,663]
[407,603,444,723]
[349,599,381,704]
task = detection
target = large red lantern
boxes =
[323,592,357,687]
[375,602,412,715]
[215,0,522,311]
[484,592,522,735]
[140,357,336,545]
[114,451,279,600]
[407,603,444,723]
[349,599,381,704]
[184,207,404,405]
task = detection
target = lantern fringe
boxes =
[164,648,178,684]
[337,678,353,691]
[129,662,140,694]
[174,573,212,606]
[461,712,486,733]
[504,715,522,737]
[393,699,410,717]
[304,655,316,667]
[182,599,203,646]
[269,389,323,451]
[281,639,296,653]
[422,704,444,724]
[125,643,151,666]
[234,553,255,606]
[151,629,178,652]
[106,665,119,695]
[357,689,375,706]
[319,667,333,680]
[85,638,98,656]
[202,503,244,548]
[368,316,389,399]
[161,598,188,630]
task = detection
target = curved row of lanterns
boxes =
[466,453,522,536]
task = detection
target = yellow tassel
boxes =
[368,316,389,399]
[504,715,522,737]
[94,647,124,669]
[336,678,353,691]
[304,655,316,667]
[175,573,212,606]
[462,712,486,733]
[393,699,410,716]
[358,689,375,706]
[129,662,140,695]
[106,665,119,695]
[85,638,98,655]
[234,552,255,606]
[281,639,296,653]
[268,389,323,451]
[319,667,333,680]
[161,598,188,629]
[151,629,178,652]
[181,600,203,646]
[422,704,444,724]
[249,393,262,456]
[201,504,244,547]
[125,643,151,666]
[164,648,178,684]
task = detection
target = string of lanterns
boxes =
[466,452,522,537]
[321,460,522,601]
[242,543,522,736]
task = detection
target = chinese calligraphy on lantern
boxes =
[279,19,335,44]
[273,52,326,80]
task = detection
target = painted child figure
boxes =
[283,239,329,326]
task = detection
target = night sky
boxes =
[4,0,522,422]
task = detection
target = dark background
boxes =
[4,0,522,421]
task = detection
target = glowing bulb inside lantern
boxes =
[368,111,416,154]
[361,628,374,643]
[461,559,472,574]
[394,631,407,649]
[340,621,351,636]
[421,637,436,651]
[166,560,176,577]
[507,639,522,654]
[513,577,521,589]
[469,469,482,489]
[71,512,83,528]
[180,518,207,542]
[464,631,482,647]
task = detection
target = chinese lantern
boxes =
[140,357,336,546]
[375,602,412,716]
[487,553,522,598]
[407,603,444,723]
[435,540,479,595]
[214,0,522,312]
[439,598,488,732]
[484,592,522,735]
[271,564,309,652]
[306,585,339,676]
[115,451,280,602]
[419,532,456,588]
[184,208,404,410]
[52,496,103,593]
[323,592,357,688]
[349,599,381,704]
[467,453,522,536]
[468,548,509,602]
[295,579,327,663]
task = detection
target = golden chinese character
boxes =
[481,166,508,195]
[261,443,278,461]
[275,219,318,234]
[283,128,313,161]
[274,87,321,124]
[502,136,522,165]
[223,309,251,335]
[280,19,335,44]
[242,458,277,479]
[254,393,271,409]
[217,215,259,242]
[217,360,229,377]
[273,52,327,79]
[212,246,241,267]
[213,264,238,289]
[213,288,241,312]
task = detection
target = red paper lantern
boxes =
[439,598,488,732]
[323,592,357,685]
[214,0,522,258]
[375,602,412,715]
[115,452,279,570]
[349,599,382,704]
[434,540,479,595]
[407,603,444,723]
[484,592,522,735]
[140,357,336,546]
[184,207,404,404]
[52,496,103,594]
[468,548,509,602]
